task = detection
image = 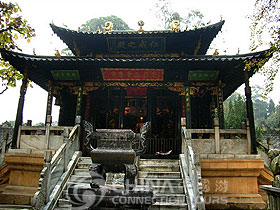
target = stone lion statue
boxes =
[268,148,280,187]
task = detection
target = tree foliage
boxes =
[80,15,131,32]
[61,15,131,56]
[152,0,206,30]
[0,2,35,94]
[224,93,247,129]
[266,102,280,129]
[250,0,280,95]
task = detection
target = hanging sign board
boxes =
[101,68,164,81]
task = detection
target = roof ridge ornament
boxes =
[170,20,180,32]
[138,20,144,33]
[96,26,101,34]
[104,21,113,34]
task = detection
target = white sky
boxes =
[0,0,279,124]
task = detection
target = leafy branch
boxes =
[0,1,35,94]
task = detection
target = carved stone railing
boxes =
[180,118,205,210]
[17,121,72,151]
[32,123,81,210]
[188,118,251,155]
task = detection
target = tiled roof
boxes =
[0,48,272,99]
[50,21,225,56]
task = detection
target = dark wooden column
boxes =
[75,86,83,124]
[119,88,125,129]
[181,95,186,118]
[12,70,28,149]
[210,94,216,128]
[45,81,53,125]
[184,86,191,129]
[147,87,153,122]
[216,82,225,128]
[244,71,257,154]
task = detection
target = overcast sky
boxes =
[0,0,278,124]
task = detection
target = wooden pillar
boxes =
[75,86,83,124]
[181,95,186,117]
[12,69,28,149]
[217,82,225,128]
[184,86,191,129]
[244,71,257,154]
[119,88,125,129]
[147,87,153,122]
[210,95,216,127]
[45,81,53,125]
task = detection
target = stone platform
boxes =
[200,155,273,210]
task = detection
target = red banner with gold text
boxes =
[101,68,164,81]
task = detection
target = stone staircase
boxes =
[138,159,187,210]
[54,157,188,210]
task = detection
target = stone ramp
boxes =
[54,157,188,210]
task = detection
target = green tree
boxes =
[81,15,131,32]
[0,2,35,94]
[152,0,206,30]
[268,98,275,116]
[61,15,131,56]
[0,2,35,93]
[250,0,280,95]
[266,102,280,130]
[224,93,247,129]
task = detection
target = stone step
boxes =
[79,157,91,161]
[150,202,188,210]
[0,204,32,209]
[156,193,186,203]
[139,164,180,172]
[139,159,179,165]
[138,178,183,186]
[54,198,72,210]
[137,185,184,194]
[76,162,91,169]
[66,181,91,188]
[69,175,92,184]
[73,168,90,176]
[138,171,181,179]
[78,158,91,164]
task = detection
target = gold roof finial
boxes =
[213,49,219,56]
[87,26,91,32]
[55,49,61,57]
[104,21,113,34]
[78,27,81,32]
[97,26,101,34]
[170,20,180,32]
[138,20,144,33]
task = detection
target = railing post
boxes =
[45,115,52,150]
[63,128,69,171]
[214,118,220,154]
[246,118,251,154]
[44,150,52,203]
[75,116,81,150]
[181,117,186,153]
[0,133,9,165]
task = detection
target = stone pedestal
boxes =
[0,151,44,205]
[201,158,270,209]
